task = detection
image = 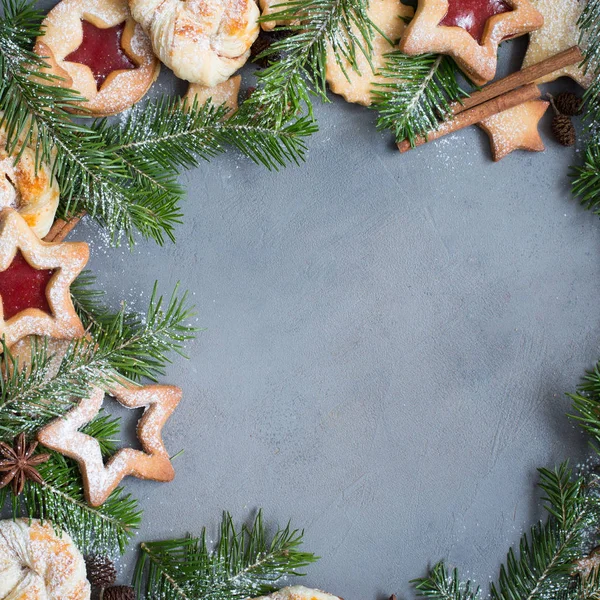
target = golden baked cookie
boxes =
[0,209,88,350]
[0,518,90,599]
[34,0,160,117]
[129,0,259,87]
[253,587,342,600]
[185,75,242,114]
[325,0,414,106]
[0,122,59,239]
[38,383,182,507]
[399,0,544,86]
[522,0,595,88]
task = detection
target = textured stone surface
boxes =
[32,12,600,597]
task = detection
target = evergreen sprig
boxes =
[19,451,141,554]
[372,53,468,145]
[0,280,195,438]
[568,360,600,449]
[412,562,480,600]
[490,463,598,600]
[571,0,600,210]
[236,0,374,130]
[133,511,318,600]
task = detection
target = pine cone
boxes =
[551,114,576,146]
[555,91,583,116]
[85,555,117,587]
[104,586,136,600]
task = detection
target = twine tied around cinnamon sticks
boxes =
[397,46,585,153]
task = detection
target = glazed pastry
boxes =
[0,123,59,239]
[34,0,160,116]
[325,0,414,106]
[0,519,90,599]
[129,0,259,87]
[0,209,88,350]
[399,0,544,86]
[185,75,242,114]
[253,587,342,600]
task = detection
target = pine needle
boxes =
[133,511,318,600]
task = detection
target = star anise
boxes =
[0,433,50,496]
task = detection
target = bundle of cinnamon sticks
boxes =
[397,46,584,153]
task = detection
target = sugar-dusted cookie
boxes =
[399,0,544,86]
[130,0,259,87]
[38,383,182,507]
[522,0,595,88]
[477,99,549,161]
[325,0,414,106]
[0,123,59,239]
[0,519,90,599]
[0,209,88,350]
[34,0,160,116]
[185,75,242,114]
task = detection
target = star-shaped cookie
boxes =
[522,0,594,88]
[399,0,544,86]
[477,99,548,161]
[37,383,182,507]
[185,75,241,114]
[0,208,88,349]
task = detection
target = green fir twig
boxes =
[133,511,318,600]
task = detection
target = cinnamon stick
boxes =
[398,83,541,153]
[43,213,84,243]
[450,46,583,116]
[397,46,583,153]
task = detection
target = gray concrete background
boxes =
[57,20,600,599]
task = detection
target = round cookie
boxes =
[0,518,90,599]
[129,0,259,87]
[34,0,160,117]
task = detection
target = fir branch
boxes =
[571,130,600,214]
[568,360,600,448]
[490,463,600,600]
[100,97,315,172]
[0,281,195,438]
[133,511,318,600]
[237,0,373,129]
[372,53,468,145]
[20,451,141,554]
[412,562,480,600]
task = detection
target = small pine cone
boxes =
[551,114,576,146]
[85,554,117,587]
[104,586,136,600]
[555,91,584,116]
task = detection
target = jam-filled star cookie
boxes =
[0,209,88,350]
[325,0,414,106]
[399,0,544,86]
[522,0,596,88]
[34,0,160,116]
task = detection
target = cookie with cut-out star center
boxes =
[522,0,595,88]
[37,383,182,507]
[34,0,160,116]
[399,0,544,86]
[0,209,88,350]
[477,99,548,161]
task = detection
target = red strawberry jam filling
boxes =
[65,20,136,89]
[0,252,54,320]
[440,0,512,43]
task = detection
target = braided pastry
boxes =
[129,0,260,86]
[0,519,90,599]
